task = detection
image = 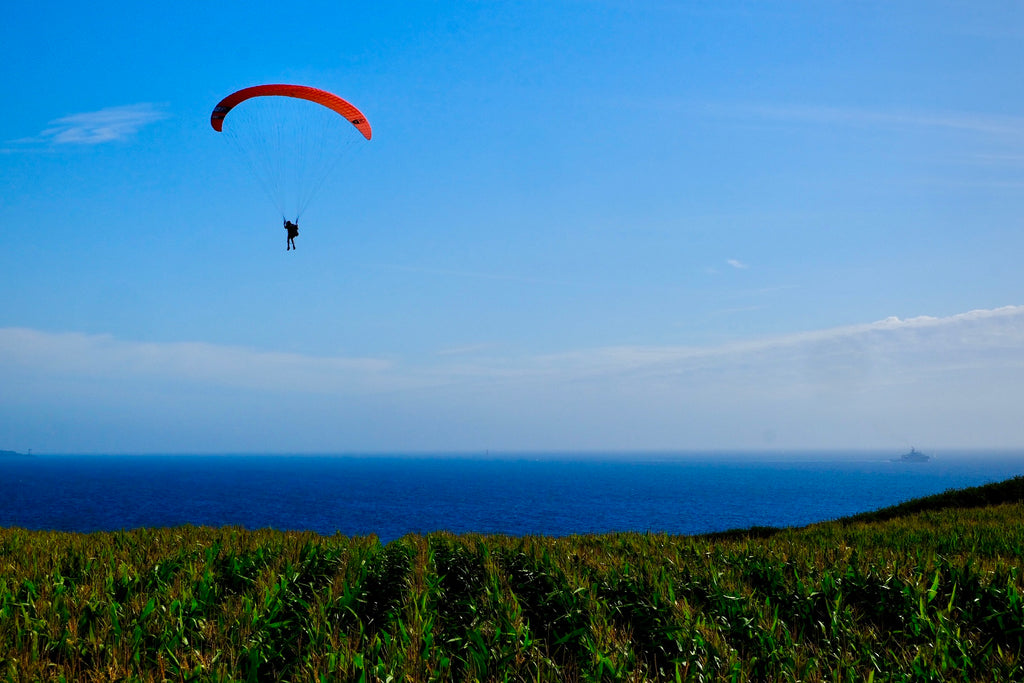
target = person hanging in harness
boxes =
[284,219,299,251]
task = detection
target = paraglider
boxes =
[284,219,298,250]
[210,84,372,247]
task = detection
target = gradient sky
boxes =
[2,1,1023,454]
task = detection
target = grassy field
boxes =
[2,478,1023,682]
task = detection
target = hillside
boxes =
[841,474,1024,524]
[1,477,1022,681]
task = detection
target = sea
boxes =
[2,451,1023,542]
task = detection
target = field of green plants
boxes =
[2,478,1023,682]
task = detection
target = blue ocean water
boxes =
[1,452,1022,542]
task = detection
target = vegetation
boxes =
[2,478,1023,681]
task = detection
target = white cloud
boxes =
[3,305,1024,451]
[4,305,1024,395]
[19,103,169,145]
[538,305,1024,377]
[726,258,748,269]
[14,310,971,410]
[0,329,395,394]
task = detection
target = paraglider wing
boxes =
[210,84,372,221]
[210,84,372,140]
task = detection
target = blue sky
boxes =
[2,1,1023,454]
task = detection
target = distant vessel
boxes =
[896,447,930,463]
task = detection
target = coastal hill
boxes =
[841,473,1024,524]
[0,449,31,457]
[699,474,1024,541]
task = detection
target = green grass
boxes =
[2,478,1024,681]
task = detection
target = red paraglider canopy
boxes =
[210,84,372,140]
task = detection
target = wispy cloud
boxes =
[536,305,1024,380]
[726,258,748,269]
[4,306,1022,395]
[4,305,1024,450]
[15,103,169,146]
[0,330,395,394]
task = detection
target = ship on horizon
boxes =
[895,447,930,463]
